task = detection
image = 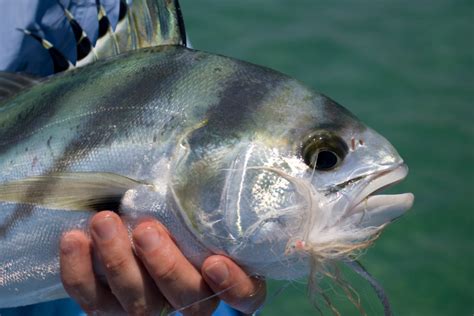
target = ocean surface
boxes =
[181,0,473,315]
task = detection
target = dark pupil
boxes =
[316,151,338,170]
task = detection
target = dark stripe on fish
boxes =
[189,62,284,147]
[317,96,366,133]
[52,49,196,171]
[0,47,200,236]
[55,46,195,170]
[0,76,76,155]
[0,74,83,235]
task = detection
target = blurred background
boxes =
[180,0,473,315]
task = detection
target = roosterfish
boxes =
[0,0,413,314]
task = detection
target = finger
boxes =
[60,230,123,315]
[133,221,219,316]
[90,211,165,315]
[202,256,266,314]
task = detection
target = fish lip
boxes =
[347,163,414,218]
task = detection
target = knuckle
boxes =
[151,255,179,282]
[225,281,265,314]
[125,299,148,316]
[103,254,129,277]
[62,275,84,290]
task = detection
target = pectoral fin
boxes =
[0,172,142,211]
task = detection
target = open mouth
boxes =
[348,164,414,227]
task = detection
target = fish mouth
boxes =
[347,164,414,226]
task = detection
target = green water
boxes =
[181,0,473,315]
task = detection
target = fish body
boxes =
[0,0,413,311]
[0,45,412,308]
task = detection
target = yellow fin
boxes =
[79,0,187,67]
[0,172,141,211]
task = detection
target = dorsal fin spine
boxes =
[96,2,121,56]
[19,29,73,73]
[62,7,97,63]
[20,0,187,74]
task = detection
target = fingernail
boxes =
[61,235,80,256]
[205,261,229,286]
[92,215,117,241]
[134,226,161,253]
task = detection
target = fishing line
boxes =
[165,272,262,315]
[344,260,393,316]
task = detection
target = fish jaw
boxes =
[346,164,414,227]
[349,192,414,227]
[301,163,413,262]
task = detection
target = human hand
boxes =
[59,211,266,315]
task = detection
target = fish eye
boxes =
[301,131,348,171]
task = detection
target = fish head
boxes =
[171,57,413,279]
